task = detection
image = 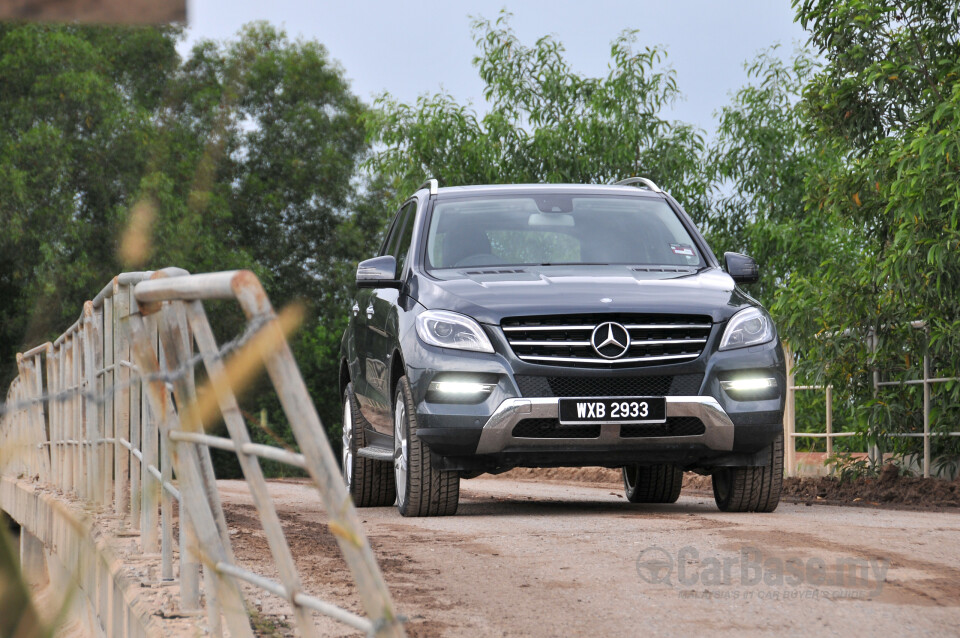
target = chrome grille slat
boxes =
[502,325,594,332]
[518,353,700,364]
[629,338,707,347]
[502,313,712,368]
[624,324,712,330]
[507,340,592,347]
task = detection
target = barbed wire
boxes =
[0,312,275,419]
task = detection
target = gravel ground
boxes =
[218,476,960,637]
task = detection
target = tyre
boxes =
[712,432,783,513]
[623,465,683,503]
[393,376,460,517]
[342,383,395,507]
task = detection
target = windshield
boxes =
[425,194,704,270]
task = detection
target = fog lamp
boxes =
[428,381,496,395]
[720,377,778,392]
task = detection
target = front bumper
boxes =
[474,396,735,454]
[414,394,783,471]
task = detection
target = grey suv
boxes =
[340,178,785,517]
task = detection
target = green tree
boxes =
[777,0,960,459]
[707,48,829,307]
[0,23,181,377]
[163,23,375,468]
[0,22,375,456]
[366,13,709,221]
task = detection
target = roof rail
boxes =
[612,177,662,193]
[417,178,438,196]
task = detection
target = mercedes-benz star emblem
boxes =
[591,322,631,359]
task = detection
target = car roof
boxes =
[429,183,665,199]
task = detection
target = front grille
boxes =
[511,419,601,439]
[514,374,703,398]
[620,417,706,438]
[502,313,712,368]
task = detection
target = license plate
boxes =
[558,397,666,424]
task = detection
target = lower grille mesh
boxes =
[620,417,706,438]
[511,419,601,439]
[515,374,703,398]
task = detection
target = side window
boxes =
[379,206,405,257]
[392,201,418,273]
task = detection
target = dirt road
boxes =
[218,476,960,637]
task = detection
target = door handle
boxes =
[352,302,359,317]
[366,303,375,319]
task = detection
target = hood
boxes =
[411,265,755,325]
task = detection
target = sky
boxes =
[180,1,810,135]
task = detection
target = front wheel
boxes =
[393,376,459,517]
[342,384,395,507]
[712,432,783,512]
[623,465,683,503]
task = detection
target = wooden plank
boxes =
[114,282,131,516]
[128,312,254,638]
[230,272,404,637]
[140,312,159,552]
[180,300,316,635]
[102,300,114,505]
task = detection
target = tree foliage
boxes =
[0,23,181,371]
[707,48,831,306]
[0,22,375,462]
[367,13,709,221]
[773,0,960,458]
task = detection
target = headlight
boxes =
[415,310,495,353]
[719,307,775,351]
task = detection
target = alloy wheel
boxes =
[393,395,408,506]
[341,397,353,489]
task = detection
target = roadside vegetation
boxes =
[1,0,957,476]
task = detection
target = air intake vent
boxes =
[514,374,703,398]
[511,419,601,439]
[633,266,696,274]
[463,268,528,275]
[502,313,712,368]
[620,417,706,438]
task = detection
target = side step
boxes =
[357,445,393,462]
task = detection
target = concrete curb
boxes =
[1,476,201,637]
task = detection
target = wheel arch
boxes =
[389,348,406,405]
[339,358,350,399]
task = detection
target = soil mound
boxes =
[498,465,960,510]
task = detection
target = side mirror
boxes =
[356,255,400,288]
[724,252,759,285]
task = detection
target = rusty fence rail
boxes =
[784,325,960,478]
[0,268,405,637]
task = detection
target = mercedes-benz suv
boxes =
[339,178,785,517]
